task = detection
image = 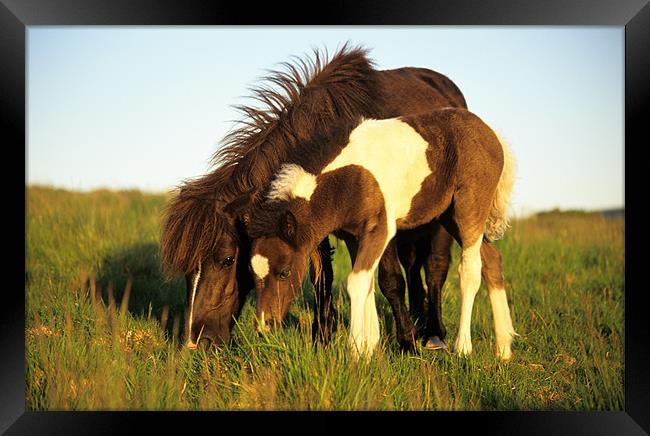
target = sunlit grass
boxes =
[26,186,624,410]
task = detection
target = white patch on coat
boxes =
[268,163,317,201]
[251,254,270,281]
[322,118,432,220]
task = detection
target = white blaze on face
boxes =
[251,254,270,281]
[186,262,202,349]
[322,118,432,221]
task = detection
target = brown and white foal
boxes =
[248,108,517,359]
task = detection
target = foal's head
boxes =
[248,200,314,332]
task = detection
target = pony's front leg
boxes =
[454,236,483,357]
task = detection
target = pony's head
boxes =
[160,180,254,349]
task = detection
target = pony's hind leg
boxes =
[481,240,517,360]
[454,235,483,356]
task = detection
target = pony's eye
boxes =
[222,256,235,267]
[278,268,291,280]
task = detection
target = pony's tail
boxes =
[485,132,516,241]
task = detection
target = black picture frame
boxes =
[5,0,647,433]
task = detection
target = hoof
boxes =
[424,336,449,352]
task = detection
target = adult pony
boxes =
[248,109,517,358]
[160,44,484,351]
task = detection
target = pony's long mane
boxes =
[160,43,382,277]
[211,42,382,203]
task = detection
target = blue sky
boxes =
[27,27,624,216]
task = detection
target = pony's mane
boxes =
[210,42,382,204]
[160,43,381,276]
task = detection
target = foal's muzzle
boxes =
[197,337,213,350]
[256,321,272,334]
[256,316,280,335]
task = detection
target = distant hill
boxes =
[599,208,624,219]
[535,208,624,219]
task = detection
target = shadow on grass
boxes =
[94,242,186,338]
[92,242,401,349]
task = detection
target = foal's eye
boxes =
[278,268,291,280]
[222,256,235,268]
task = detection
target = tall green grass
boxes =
[26,186,624,410]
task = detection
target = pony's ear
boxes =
[280,210,297,243]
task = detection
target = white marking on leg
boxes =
[361,220,394,355]
[355,221,394,358]
[251,254,270,281]
[363,276,380,354]
[267,164,317,201]
[347,269,375,358]
[454,238,483,356]
[347,234,392,358]
[186,261,202,349]
[489,287,517,360]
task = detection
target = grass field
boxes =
[25,185,624,410]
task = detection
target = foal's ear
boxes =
[280,210,298,243]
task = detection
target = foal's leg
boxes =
[347,224,395,358]
[422,222,453,350]
[480,240,517,360]
[310,237,336,344]
[379,240,418,351]
[363,275,380,355]
[347,264,379,358]
[344,235,380,354]
[453,234,483,357]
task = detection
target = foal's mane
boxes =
[161,43,382,277]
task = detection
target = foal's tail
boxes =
[485,132,516,241]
